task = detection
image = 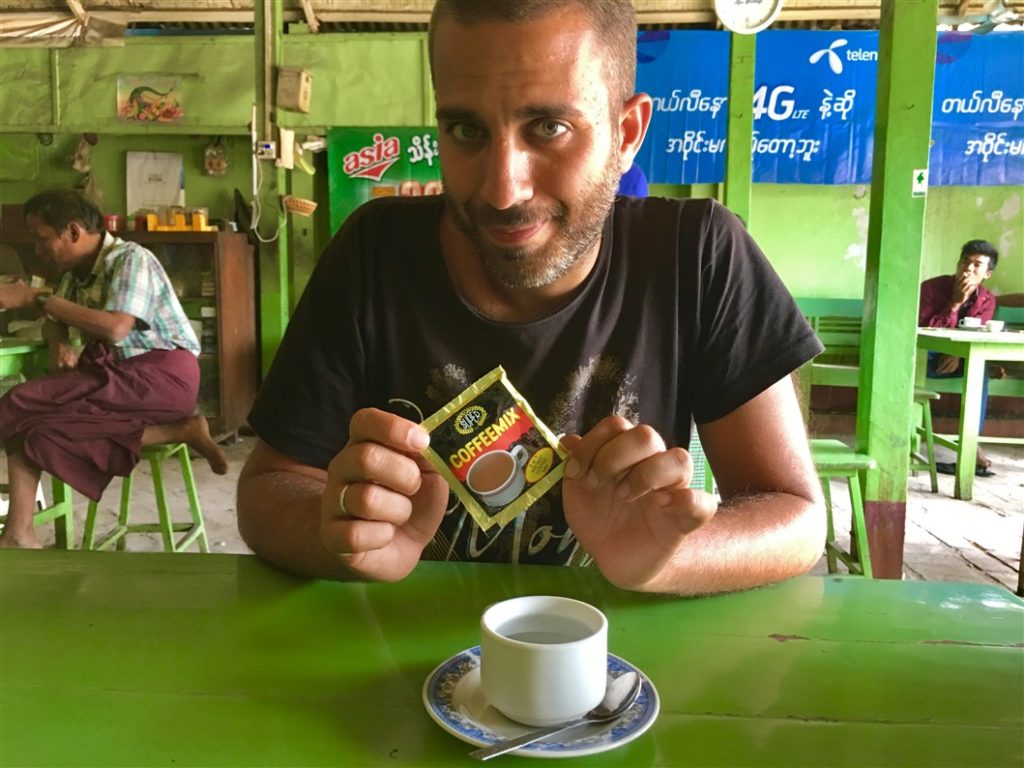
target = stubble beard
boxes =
[444,157,623,290]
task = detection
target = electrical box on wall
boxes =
[277,67,312,113]
[256,141,277,160]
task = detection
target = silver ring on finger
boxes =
[338,484,353,517]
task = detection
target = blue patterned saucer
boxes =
[422,647,659,758]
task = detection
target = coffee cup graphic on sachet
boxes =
[466,446,530,507]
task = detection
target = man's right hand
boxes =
[949,272,975,307]
[319,407,448,581]
[49,342,79,372]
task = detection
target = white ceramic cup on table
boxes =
[958,317,982,329]
[480,595,608,727]
[986,319,1005,333]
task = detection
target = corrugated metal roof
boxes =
[0,1,1018,31]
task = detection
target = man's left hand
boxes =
[935,354,961,375]
[561,416,717,591]
[0,281,36,311]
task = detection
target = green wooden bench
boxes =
[795,297,1024,404]
[795,297,940,486]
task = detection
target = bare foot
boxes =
[0,530,44,549]
[182,415,229,475]
[976,446,991,469]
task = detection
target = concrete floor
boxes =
[11,435,1024,595]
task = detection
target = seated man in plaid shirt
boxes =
[0,189,227,549]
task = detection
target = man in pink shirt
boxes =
[918,239,999,476]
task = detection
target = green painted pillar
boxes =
[288,167,317,311]
[723,33,755,224]
[254,0,291,376]
[856,0,938,579]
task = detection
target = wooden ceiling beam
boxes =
[0,0,1014,27]
[64,0,88,24]
[299,0,320,33]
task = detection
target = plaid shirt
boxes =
[55,233,200,359]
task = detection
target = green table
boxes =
[2,551,1022,767]
[916,327,1024,500]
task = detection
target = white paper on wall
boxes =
[125,151,185,216]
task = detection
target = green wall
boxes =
[1,33,1020,302]
[750,184,1022,299]
[0,133,251,223]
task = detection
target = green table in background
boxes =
[2,551,1022,767]
[916,327,1024,500]
[0,337,46,384]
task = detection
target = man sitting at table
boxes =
[0,189,228,549]
[918,238,998,477]
[237,0,827,595]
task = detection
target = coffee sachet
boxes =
[420,366,565,531]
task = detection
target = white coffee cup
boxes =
[480,595,608,726]
[958,317,982,329]
[466,445,529,507]
[986,319,1005,333]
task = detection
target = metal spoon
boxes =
[469,671,642,761]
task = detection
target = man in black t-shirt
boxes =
[238,0,826,595]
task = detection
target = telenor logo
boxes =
[809,39,848,74]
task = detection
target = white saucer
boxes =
[422,646,659,759]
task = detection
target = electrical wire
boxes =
[249,155,287,244]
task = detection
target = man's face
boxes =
[431,7,625,290]
[25,213,78,272]
[956,253,993,288]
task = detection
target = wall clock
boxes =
[714,0,785,35]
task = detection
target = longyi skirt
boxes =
[0,342,199,501]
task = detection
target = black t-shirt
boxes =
[250,195,822,565]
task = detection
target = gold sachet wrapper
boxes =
[420,366,566,531]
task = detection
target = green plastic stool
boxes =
[82,443,208,553]
[0,476,74,548]
[909,387,940,493]
[810,438,876,578]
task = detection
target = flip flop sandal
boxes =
[935,462,956,476]
[975,465,996,478]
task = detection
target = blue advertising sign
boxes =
[753,31,879,185]
[635,29,1024,186]
[635,30,730,184]
[931,31,1024,186]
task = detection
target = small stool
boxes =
[810,438,876,578]
[0,476,74,549]
[909,387,940,493]
[83,443,208,553]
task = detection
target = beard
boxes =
[443,155,623,290]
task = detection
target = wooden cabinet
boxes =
[0,229,258,439]
[124,232,258,438]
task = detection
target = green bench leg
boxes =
[47,478,74,550]
[921,400,938,494]
[84,472,134,551]
[846,475,873,579]
[82,444,207,554]
[822,479,838,574]
[177,447,208,553]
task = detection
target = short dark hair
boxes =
[427,0,637,107]
[959,239,998,271]
[23,189,103,234]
